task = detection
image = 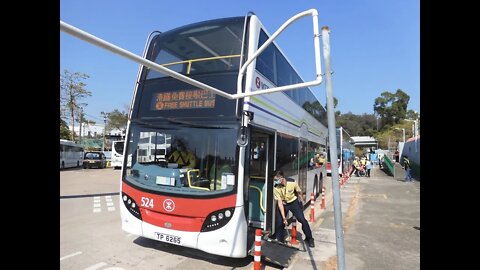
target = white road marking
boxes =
[92,196,117,213]
[60,251,82,261]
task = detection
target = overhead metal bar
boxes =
[60,8,322,100]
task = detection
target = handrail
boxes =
[186,169,210,191]
[235,8,322,99]
[160,54,241,74]
[383,155,394,176]
[60,8,323,101]
[249,185,266,213]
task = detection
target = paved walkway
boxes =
[286,166,420,270]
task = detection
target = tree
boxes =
[405,109,419,120]
[333,97,341,117]
[336,112,376,136]
[60,69,92,141]
[373,89,410,129]
[106,109,128,137]
[60,117,71,140]
[77,110,96,138]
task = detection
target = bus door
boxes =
[247,130,275,233]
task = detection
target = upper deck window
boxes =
[144,17,245,80]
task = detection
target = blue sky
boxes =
[60,0,419,124]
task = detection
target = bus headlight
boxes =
[121,192,142,220]
[201,207,235,232]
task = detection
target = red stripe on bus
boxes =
[122,183,237,231]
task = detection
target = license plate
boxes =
[154,232,181,245]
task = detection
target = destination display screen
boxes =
[152,89,216,110]
[137,74,237,119]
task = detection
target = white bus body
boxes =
[111,140,132,169]
[118,12,327,259]
[60,139,84,169]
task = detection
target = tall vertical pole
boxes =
[321,26,346,270]
[103,114,107,152]
[414,119,418,152]
[79,107,83,145]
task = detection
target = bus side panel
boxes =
[305,168,317,200]
[197,205,248,258]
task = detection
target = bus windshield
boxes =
[114,141,124,153]
[124,122,238,197]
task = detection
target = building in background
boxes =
[69,124,125,151]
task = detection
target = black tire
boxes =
[318,174,323,195]
[313,175,318,198]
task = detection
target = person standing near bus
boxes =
[168,138,196,168]
[350,157,360,177]
[403,155,412,182]
[273,170,315,248]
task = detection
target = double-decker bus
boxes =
[60,139,84,169]
[326,126,355,176]
[111,140,132,169]
[119,12,327,258]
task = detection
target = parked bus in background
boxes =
[111,140,132,169]
[60,139,84,169]
[119,12,327,258]
[326,126,354,176]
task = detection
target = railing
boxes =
[382,155,394,176]
[161,54,241,75]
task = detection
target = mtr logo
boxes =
[255,76,270,90]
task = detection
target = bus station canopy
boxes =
[350,136,378,147]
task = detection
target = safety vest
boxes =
[169,150,196,168]
[273,178,301,204]
[404,158,410,169]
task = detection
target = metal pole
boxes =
[321,26,346,270]
[402,128,405,143]
[413,119,418,153]
[103,115,106,151]
[79,107,83,144]
[60,9,323,101]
